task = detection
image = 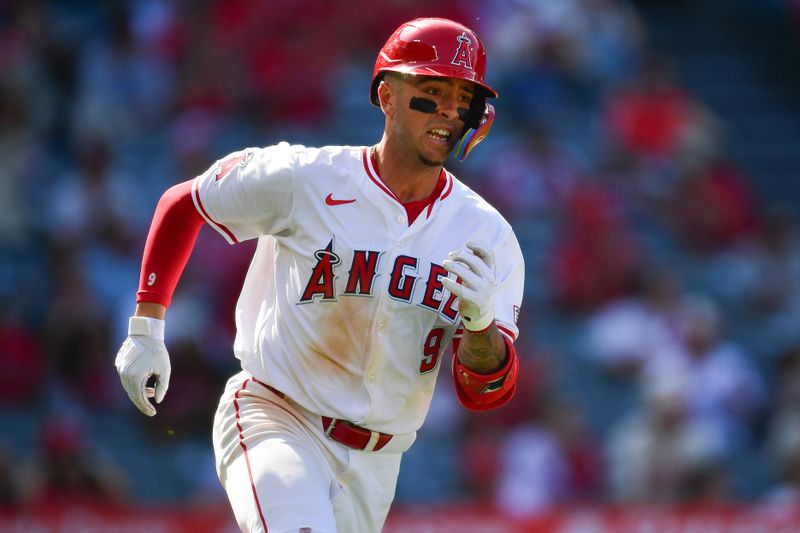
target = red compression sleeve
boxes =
[136,180,205,307]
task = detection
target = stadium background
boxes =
[0,0,799,531]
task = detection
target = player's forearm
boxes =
[456,322,507,374]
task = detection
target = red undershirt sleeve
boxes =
[136,180,205,308]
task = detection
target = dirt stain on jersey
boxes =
[307,296,375,385]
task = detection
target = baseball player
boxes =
[115,18,524,533]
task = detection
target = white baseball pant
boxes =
[212,370,415,532]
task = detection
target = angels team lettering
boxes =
[299,240,459,322]
[299,240,341,301]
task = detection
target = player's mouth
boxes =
[426,128,452,143]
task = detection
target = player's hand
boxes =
[115,316,171,417]
[442,240,496,332]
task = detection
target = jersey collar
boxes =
[362,147,452,224]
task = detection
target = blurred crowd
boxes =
[1,0,799,516]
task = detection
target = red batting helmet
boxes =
[370,17,498,106]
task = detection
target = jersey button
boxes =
[397,215,406,224]
[368,374,377,382]
[377,321,385,329]
[397,239,405,246]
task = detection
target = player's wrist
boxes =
[135,301,167,320]
[462,310,494,332]
[128,316,165,340]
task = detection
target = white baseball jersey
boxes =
[193,143,524,435]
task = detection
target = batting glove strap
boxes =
[461,308,495,332]
[128,316,165,340]
[453,336,518,412]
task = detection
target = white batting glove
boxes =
[115,316,171,417]
[442,240,496,332]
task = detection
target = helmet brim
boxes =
[370,66,498,107]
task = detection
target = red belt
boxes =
[321,416,392,452]
[252,378,393,452]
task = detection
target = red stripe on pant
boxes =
[234,378,268,532]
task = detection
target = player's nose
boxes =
[435,92,460,120]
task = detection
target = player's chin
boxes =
[418,143,453,167]
[418,152,448,167]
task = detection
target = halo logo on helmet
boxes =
[451,32,474,70]
[370,18,498,161]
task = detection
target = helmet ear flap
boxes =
[461,89,488,130]
[454,102,495,161]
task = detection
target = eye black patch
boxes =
[409,97,470,124]
[409,97,437,113]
